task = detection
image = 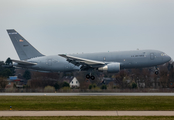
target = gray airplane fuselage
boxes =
[16,49,171,73]
[6,29,171,74]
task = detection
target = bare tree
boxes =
[0,77,8,89]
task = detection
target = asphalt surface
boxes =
[0,93,174,96]
[0,111,174,116]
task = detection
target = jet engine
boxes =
[98,63,120,73]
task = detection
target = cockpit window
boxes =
[161,53,168,56]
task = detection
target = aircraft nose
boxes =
[164,55,171,62]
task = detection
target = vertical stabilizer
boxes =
[7,29,44,60]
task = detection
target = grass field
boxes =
[1,116,174,120]
[0,96,174,111]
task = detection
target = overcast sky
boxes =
[0,0,174,61]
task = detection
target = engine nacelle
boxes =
[98,63,120,73]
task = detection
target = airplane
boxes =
[5,29,171,80]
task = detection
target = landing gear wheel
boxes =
[86,74,90,79]
[91,76,95,80]
[155,71,159,75]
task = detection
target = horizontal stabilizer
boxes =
[11,59,37,65]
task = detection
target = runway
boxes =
[0,111,174,116]
[0,93,174,96]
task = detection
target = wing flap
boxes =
[59,54,105,68]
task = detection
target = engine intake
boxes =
[98,63,120,73]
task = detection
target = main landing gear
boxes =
[86,74,95,80]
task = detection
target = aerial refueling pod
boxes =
[98,63,120,73]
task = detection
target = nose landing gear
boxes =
[86,74,95,80]
[155,70,159,75]
[154,66,159,75]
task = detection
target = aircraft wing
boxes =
[11,59,37,65]
[59,54,105,69]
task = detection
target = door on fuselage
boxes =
[150,53,154,60]
[103,57,106,62]
[47,59,52,66]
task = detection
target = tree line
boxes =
[0,60,174,91]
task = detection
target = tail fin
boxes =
[7,29,44,60]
